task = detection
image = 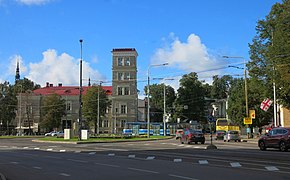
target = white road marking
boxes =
[33,166,42,170]
[59,150,66,152]
[88,152,96,155]
[108,153,115,156]
[265,166,279,171]
[95,162,120,168]
[34,147,40,150]
[59,173,71,177]
[146,156,155,160]
[128,167,159,174]
[174,159,182,163]
[10,162,19,164]
[169,174,199,180]
[230,162,242,167]
[128,154,136,158]
[67,159,88,163]
[23,147,29,149]
[198,160,208,165]
[46,149,53,151]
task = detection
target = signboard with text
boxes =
[244,117,252,125]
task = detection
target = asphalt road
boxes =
[0,137,290,180]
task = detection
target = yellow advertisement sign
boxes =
[244,117,252,125]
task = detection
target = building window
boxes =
[125,57,130,66]
[66,102,71,111]
[120,120,126,128]
[118,57,123,66]
[103,120,108,127]
[124,72,130,80]
[121,105,127,114]
[118,87,122,95]
[118,72,123,80]
[124,87,129,95]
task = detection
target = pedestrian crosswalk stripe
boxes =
[230,162,241,167]
[265,166,279,171]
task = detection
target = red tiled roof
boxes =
[33,86,112,96]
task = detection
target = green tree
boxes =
[248,0,290,107]
[174,72,206,123]
[0,82,17,135]
[83,86,111,134]
[144,83,176,122]
[41,93,66,131]
[211,75,232,99]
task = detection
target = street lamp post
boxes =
[147,63,168,138]
[223,56,250,137]
[153,78,174,136]
[78,39,83,141]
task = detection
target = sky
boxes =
[0,0,282,97]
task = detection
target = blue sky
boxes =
[0,0,281,96]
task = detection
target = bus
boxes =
[123,122,170,136]
[216,118,240,132]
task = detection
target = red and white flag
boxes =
[260,98,273,111]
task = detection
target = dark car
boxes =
[215,130,226,140]
[180,129,205,144]
[258,127,290,152]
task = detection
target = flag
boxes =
[260,98,272,111]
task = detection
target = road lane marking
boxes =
[128,167,159,174]
[95,162,120,168]
[169,174,199,180]
[128,154,136,158]
[34,147,40,150]
[67,159,88,163]
[265,166,279,171]
[108,153,115,156]
[23,147,29,149]
[33,166,42,170]
[59,150,66,152]
[230,162,242,167]
[198,160,208,165]
[10,162,19,164]
[146,156,155,160]
[88,152,96,155]
[174,159,182,163]
[59,173,71,177]
[46,149,53,151]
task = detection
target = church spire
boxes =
[15,60,20,82]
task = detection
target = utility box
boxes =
[81,130,88,140]
[64,129,72,140]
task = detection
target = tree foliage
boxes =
[41,93,66,131]
[174,72,206,123]
[248,0,290,107]
[144,83,176,122]
[83,86,111,133]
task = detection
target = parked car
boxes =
[57,131,64,138]
[258,127,290,152]
[44,131,55,136]
[224,130,241,142]
[180,129,205,144]
[215,130,226,140]
[175,129,184,139]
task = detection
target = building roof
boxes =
[33,84,112,96]
[112,48,136,52]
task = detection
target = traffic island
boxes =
[206,144,218,149]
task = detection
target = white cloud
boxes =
[27,49,104,87]
[16,0,52,5]
[152,33,223,84]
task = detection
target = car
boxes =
[224,130,241,142]
[44,131,55,136]
[258,127,290,152]
[215,130,226,140]
[57,131,64,138]
[180,129,205,144]
[175,129,184,139]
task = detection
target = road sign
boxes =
[244,117,252,125]
[249,109,255,119]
